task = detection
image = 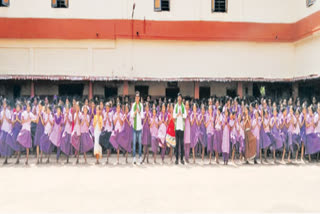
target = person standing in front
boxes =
[173,93,187,165]
[130,91,144,165]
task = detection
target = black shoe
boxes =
[181,160,185,165]
[175,160,179,165]
[254,159,258,164]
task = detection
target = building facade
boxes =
[0,0,319,100]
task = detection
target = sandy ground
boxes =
[0,155,319,213]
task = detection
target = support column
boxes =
[89,81,93,100]
[194,81,199,99]
[237,82,243,98]
[31,80,35,98]
[123,81,129,96]
[292,82,299,101]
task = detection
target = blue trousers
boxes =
[132,130,142,158]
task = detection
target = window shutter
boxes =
[64,0,69,8]
[1,0,10,6]
[154,0,161,11]
[52,0,58,8]
[306,0,315,7]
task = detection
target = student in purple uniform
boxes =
[292,109,302,162]
[109,103,123,165]
[49,106,63,163]
[34,101,45,164]
[40,105,54,163]
[190,103,199,164]
[261,109,272,163]
[229,111,237,163]
[79,105,94,164]
[205,105,214,164]
[214,106,223,164]
[157,103,167,164]
[305,106,320,161]
[221,109,230,165]
[142,103,151,164]
[0,99,14,164]
[100,102,113,164]
[198,104,207,164]
[71,102,81,163]
[184,101,191,164]
[61,104,73,163]
[286,106,295,163]
[17,101,36,165]
[6,102,23,164]
[279,108,288,163]
[150,106,159,164]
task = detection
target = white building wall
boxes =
[0,0,316,23]
[295,32,320,78]
[0,39,296,80]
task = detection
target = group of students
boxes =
[1,92,320,166]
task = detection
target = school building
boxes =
[0,0,319,100]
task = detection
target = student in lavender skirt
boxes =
[49,105,63,163]
[79,105,94,164]
[157,103,167,164]
[60,104,73,163]
[299,106,307,162]
[285,106,296,163]
[0,99,13,164]
[305,106,320,162]
[109,103,123,165]
[117,103,133,164]
[40,105,54,163]
[221,109,230,165]
[229,111,237,163]
[71,102,81,163]
[261,109,272,163]
[142,102,151,164]
[150,106,159,164]
[100,102,113,164]
[198,104,207,164]
[93,105,103,164]
[184,101,191,164]
[279,108,289,163]
[205,105,214,164]
[236,114,245,162]
[34,101,45,164]
[190,103,199,164]
[292,109,302,162]
[214,106,223,164]
[5,102,23,164]
[17,101,36,165]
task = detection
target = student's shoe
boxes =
[139,157,142,164]
[181,160,185,165]
[175,160,179,165]
[133,157,136,165]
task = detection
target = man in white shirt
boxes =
[173,93,187,165]
[130,91,144,164]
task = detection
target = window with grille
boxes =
[0,0,9,7]
[52,0,68,8]
[306,0,316,7]
[212,0,227,13]
[154,0,170,12]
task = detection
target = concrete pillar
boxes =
[194,81,199,99]
[89,81,93,100]
[292,82,299,101]
[237,82,243,98]
[123,81,129,96]
[31,80,35,97]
